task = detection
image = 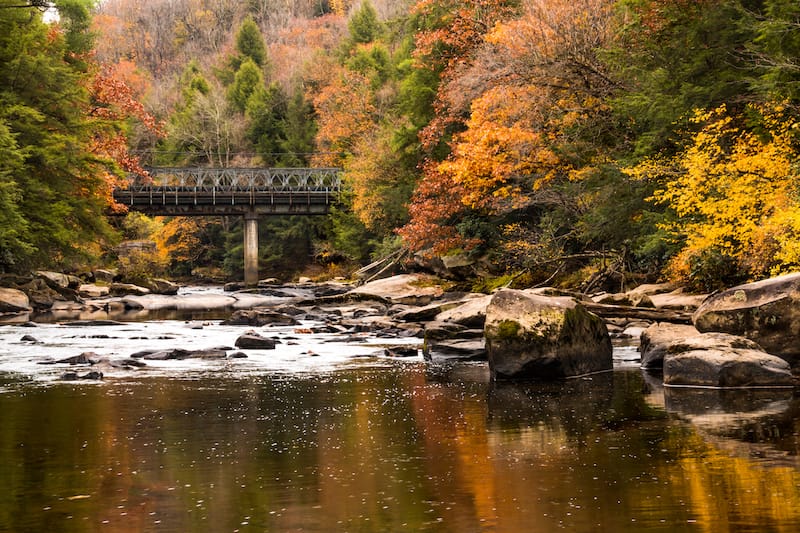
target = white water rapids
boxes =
[0,286,423,386]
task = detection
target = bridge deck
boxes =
[112,167,341,216]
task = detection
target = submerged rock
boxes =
[60,370,103,381]
[222,309,300,327]
[484,289,612,380]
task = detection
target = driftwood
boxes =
[583,302,694,325]
[355,249,408,285]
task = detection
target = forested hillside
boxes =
[2,0,799,290]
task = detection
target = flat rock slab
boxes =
[349,274,445,306]
[434,294,492,328]
[664,347,794,388]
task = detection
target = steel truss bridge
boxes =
[112,167,342,285]
[113,167,341,216]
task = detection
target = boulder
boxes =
[235,332,277,350]
[693,273,800,367]
[663,333,794,388]
[35,271,81,290]
[434,294,492,328]
[110,283,150,296]
[593,292,655,308]
[56,352,102,365]
[222,309,300,326]
[349,274,445,306]
[640,323,702,369]
[21,278,69,309]
[93,269,117,283]
[143,278,180,295]
[0,287,31,313]
[650,288,709,311]
[484,289,612,380]
[78,284,110,298]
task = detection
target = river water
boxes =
[0,289,799,532]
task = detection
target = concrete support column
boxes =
[244,211,259,287]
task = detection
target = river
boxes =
[0,288,799,532]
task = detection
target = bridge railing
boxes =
[123,167,342,192]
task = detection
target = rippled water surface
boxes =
[1,298,799,532]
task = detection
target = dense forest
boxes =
[1,0,799,291]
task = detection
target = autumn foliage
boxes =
[7,0,800,287]
[628,103,800,287]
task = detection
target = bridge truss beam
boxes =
[112,167,342,285]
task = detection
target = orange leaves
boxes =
[439,86,559,211]
[312,69,377,165]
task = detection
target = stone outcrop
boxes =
[484,289,612,380]
[692,272,800,367]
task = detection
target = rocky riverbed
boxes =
[2,271,799,388]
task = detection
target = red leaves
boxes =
[396,162,480,254]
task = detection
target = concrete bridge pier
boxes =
[244,210,259,286]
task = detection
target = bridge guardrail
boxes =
[124,167,342,193]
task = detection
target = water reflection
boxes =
[0,367,799,532]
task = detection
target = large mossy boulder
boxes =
[484,289,612,380]
[693,273,800,368]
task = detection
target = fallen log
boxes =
[583,302,694,325]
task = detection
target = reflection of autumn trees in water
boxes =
[2,369,800,531]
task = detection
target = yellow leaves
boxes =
[628,101,800,282]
